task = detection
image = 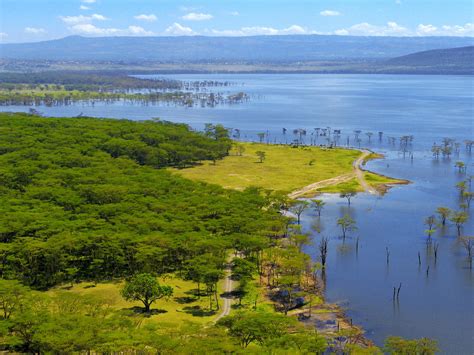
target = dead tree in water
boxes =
[319,237,329,269]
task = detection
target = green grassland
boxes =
[173,143,361,193]
[173,143,402,194]
[47,275,225,326]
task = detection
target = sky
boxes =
[0,0,473,43]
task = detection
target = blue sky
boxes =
[1,0,473,43]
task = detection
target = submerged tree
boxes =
[340,190,357,206]
[436,207,451,226]
[318,237,329,269]
[290,200,310,224]
[311,199,326,217]
[337,214,357,240]
[449,211,468,237]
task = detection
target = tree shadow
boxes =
[174,296,198,304]
[182,305,216,317]
[125,306,168,317]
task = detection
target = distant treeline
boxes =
[0,71,182,91]
[0,89,248,107]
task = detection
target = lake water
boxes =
[2,74,473,354]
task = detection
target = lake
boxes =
[2,74,473,353]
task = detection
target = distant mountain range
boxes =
[1,35,474,62]
[387,45,474,68]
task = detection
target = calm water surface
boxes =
[2,74,473,353]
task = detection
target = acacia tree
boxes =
[384,336,438,355]
[463,191,473,208]
[424,215,436,231]
[235,145,246,156]
[121,273,173,313]
[0,280,29,319]
[256,151,266,163]
[455,161,466,173]
[456,181,467,196]
[449,211,468,237]
[337,214,357,239]
[290,200,310,224]
[436,207,451,226]
[311,199,325,217]
[340,190,357,206]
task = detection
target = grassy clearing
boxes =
[47,275,224,326]
[172,143,361,193]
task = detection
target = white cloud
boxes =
[164,23,196,36]
[182,12,213,21]
[134,14,157,22]
[229,11,239,16]
[417,23,474,36]
[69,24,154,36]
[59,14,108,25]
[80,5,90,10]
[333,21,474,37]
[24,27,47,34]
[82,0,96,3]
[0,32,8,41]
[334,22,410,36]
[416,24,438,35]
[395,0,402,4]
[209,25,314,36]
[320,10,341,17]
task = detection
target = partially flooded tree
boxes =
[290,200,310,224]
[460,237,473,269]
[424,215,436,231]
[436,207,451,226]
[462,191,473,208]
[449,211,468,237]
[337,214,357,240]
[319,237,329,269]
[311,199,325,217]
[455,161,466,173]
[456,181,467,196]
[340,190,357,206]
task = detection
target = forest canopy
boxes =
[0,113,279,289]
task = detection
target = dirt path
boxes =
[214,260,234,323]
[353,150,378,195]
[289,150,377,199]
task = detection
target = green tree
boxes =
[0,280,29,320]
[449,211,468,237]
[121,273,173,313]
[436,207,451,226]
[384,336,438,355]
[311,199,326,217]
[340,190,357,205]
[290,200,310,224]
[217,311,295,348]
[337,214,357,239]
[256,150,266,163]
